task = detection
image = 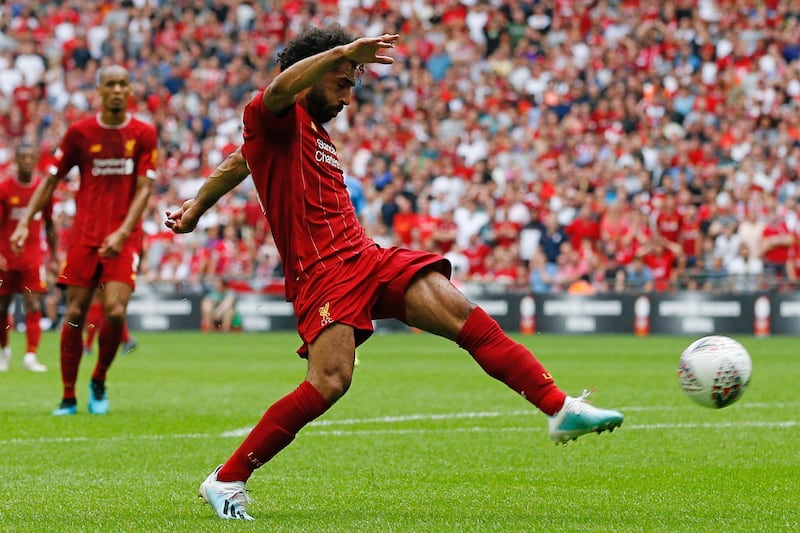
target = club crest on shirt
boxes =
[124,139,136,157]
[90,144,102,153]
[319,301,333,327]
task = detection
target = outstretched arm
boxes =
[165,147,250,234]
[263,33,399,114]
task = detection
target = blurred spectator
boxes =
[728,244,765,292]
[700,256,730,293]
[537,212,569,264]
[636,237,684,292]
[528,249,557,294]
[201,278,238,332]
[625,256,654,293]
[713,221,741,269]
[678,204,702,268]
[553,243,589,292]
[737,207,766,257]
[761,211,795,281]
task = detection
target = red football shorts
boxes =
[58,243,141,290]
[294,245,451,356]
[0,263,48,295]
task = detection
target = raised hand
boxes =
[344,34,400,65]
[165,199,201,234]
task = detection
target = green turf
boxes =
[0,331,797,532]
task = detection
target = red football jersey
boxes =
[0,175,51,268]
[656,211,682,243]
[241,92,374,301]
[51,113,157,248]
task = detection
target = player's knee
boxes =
[64,304,86,323]
[104,305,127,324]
[313,367,353,402]
[23,299,43,315]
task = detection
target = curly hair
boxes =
[277,25,355,72]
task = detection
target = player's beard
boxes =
[307,87,342,124]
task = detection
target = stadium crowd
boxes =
[1,0,800,298]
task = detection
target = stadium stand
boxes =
[1,0,798,302]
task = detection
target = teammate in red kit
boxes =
[0,143,57,372]
[11,65,157,416]
[166,27,623,521]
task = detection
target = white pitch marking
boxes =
[218,420,799,439]
[1,407,796,445]
[219,404,799,438]
[301,420,798,438]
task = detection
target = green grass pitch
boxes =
[0,331,797,532]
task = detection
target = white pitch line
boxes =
[302,420,798,437]
[1,408,796,445]
[220,408,799,438]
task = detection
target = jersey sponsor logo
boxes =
[316,138,337,156]
[10,207,41,221]
[92,158,134,176]
[319,301,333,327]
[314,137,343,171]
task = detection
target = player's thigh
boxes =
[404,270,473,341]
[306,323,356,399]
[101,281,133,315]
[64,285,95,319]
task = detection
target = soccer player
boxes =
[10,65,157,415]
[0,143,56,372]
[166,27,623,521]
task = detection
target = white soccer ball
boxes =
[677,335,752,409]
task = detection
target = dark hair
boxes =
[15,142,35,155]
[277,25,355,72]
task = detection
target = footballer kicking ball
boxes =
[677,335,752,409]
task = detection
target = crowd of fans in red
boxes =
[1,0,799,296]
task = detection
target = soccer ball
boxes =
[677,335,752,409]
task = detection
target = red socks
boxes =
[217,380,330,482]
[60,321,83,399]
[457,307,566,416]
[25,311,42,353]
[93,319,123,382]
[60,304,123,399]
[84,302,104,350]
[0,312,42,353]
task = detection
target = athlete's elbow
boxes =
[262,86,295,115]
